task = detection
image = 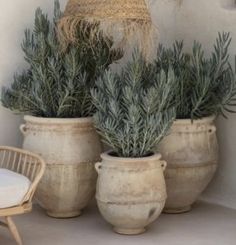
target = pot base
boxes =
[163,205,191,214]
[47,210,82,219]
[113,227,146,235]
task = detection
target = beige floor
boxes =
[1,201,236,245]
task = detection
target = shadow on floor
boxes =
[1,201,236,245]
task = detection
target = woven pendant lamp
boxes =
[58,0,158,59]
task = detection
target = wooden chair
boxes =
[0,146,46,245]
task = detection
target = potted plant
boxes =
[91,54,176,235]
[156,32,236,213]
[1,0,122,218]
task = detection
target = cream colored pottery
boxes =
[95,152,167,235]
[158,116,218,214]
[20,116,102,218]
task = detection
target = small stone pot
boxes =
[20,116,102,218]
[158,116,218,214]
[95,152,167,235]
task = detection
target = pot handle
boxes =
[20,124,27,135]
[95,162,102,173]
[160,161,167,171]
[208,125,216,134]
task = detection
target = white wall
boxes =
[0,0,235,209]
[176,0,236,210]
[153,0,236,209]
[0,0,67,146]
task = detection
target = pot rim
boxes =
[23,115,93,124]
[174,115,216,125]
[100,151,162,162]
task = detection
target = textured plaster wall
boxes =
[0,0,235,209]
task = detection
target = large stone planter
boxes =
[95,152,167,235]
[20,116,102,218]
[158,116,218,214]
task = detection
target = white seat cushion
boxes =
[0,168,31,209]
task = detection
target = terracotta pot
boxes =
[158,116,218,214]
[95,152,167,235]
[20,116,102,218]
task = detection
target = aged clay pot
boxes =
[158,116,218,214]
[95,152,167,235]
[20,116,102,218]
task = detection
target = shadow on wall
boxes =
[221,0,236,9]
[178,0,236,10]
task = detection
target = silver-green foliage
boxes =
[91,54,176,158]
[156,32,236,120]
[1,0,122,118]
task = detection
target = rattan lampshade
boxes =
[58,0,158,59]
